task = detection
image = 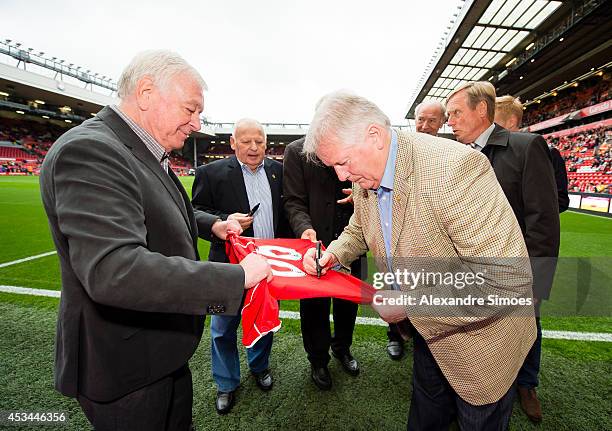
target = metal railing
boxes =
[0,39,117,93]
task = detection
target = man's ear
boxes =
[135,76,155,111]
[366,124,385,150]
[230,135,236,151]
[477,100,488,119]
[511,115,520,131]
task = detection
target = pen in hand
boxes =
[316,240,322,279]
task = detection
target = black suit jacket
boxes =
[550,146,569,213]
[40,106,245,402]
[482,124,560,299]
[191,155,289,263]
[283,138,366,279]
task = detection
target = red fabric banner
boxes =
[226,235,376,347]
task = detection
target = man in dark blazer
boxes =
[495,95,569,213]
[192,118,288,414]
[283,137,365,390]
[39,51,272,430]
[447,81,560,424]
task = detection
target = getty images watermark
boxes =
[358,256,611,318]
[370,266,535,315]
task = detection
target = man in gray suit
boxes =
[40,50,272,430]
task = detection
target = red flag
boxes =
[226,235,376,347]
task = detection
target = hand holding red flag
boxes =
[225,234,376,347]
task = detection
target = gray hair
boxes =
[232,118,267,141]
[415,100,447,121]
[117,50,207,99]
[303,90,390,160]
[446,81,496,122]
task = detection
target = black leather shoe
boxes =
[310,364,332,390]
[252,369,273,391]
[332,352,360,376]
[387,341,404,360]
[215,390,235,415]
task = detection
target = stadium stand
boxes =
[547,124,612,194]
[0,115,195,175]
[517,72,612,193]
[168,153,193,176]
[0,116,68,175]
[523,73,610,127]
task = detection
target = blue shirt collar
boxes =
[378,129,397,191]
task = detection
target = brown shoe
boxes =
[518,386,542,423]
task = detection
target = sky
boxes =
[2,0,460,124]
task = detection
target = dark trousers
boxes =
[388,323,404,342]
[407,332,515,431]
[517,302,542,388]
[516,317,542,389]
[300,297,358,367]
[78,365,193,431]
[388,320,415,342]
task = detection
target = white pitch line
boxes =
[0,251,57,269]
[279,310,386,327]
[280,312,612,342]
[0,285,60,298]
[0,285,610,343]
[542,330,612,342]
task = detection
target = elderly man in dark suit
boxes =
[495,95,569,212]
[192,118,288,414]
[40,50,272,430]
[447,81,560,424]
[283,137,366,390]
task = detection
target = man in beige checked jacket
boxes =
[302,91,537,430]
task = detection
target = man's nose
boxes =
[334,165,350,181]
[189,113,201,132]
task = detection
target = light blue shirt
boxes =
[377,129,398,274]
[237,159,275,239]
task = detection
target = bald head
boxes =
[230,118,267,172]
[232,118,266,140]
[415,100,446,136]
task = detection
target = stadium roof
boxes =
[405,0,612,118]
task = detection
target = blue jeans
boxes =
[517,316,542,388]
[210,314,273,392]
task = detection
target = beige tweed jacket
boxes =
[327,130,537,406]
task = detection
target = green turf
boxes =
[558,211,612,256]
[1,176,612,430]
[1,297,611,430]
[0,177,55,261]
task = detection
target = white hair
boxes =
[415,100,447,120]
[232,118,267,141]
[303,90,390,160]
[117,50,207,99]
